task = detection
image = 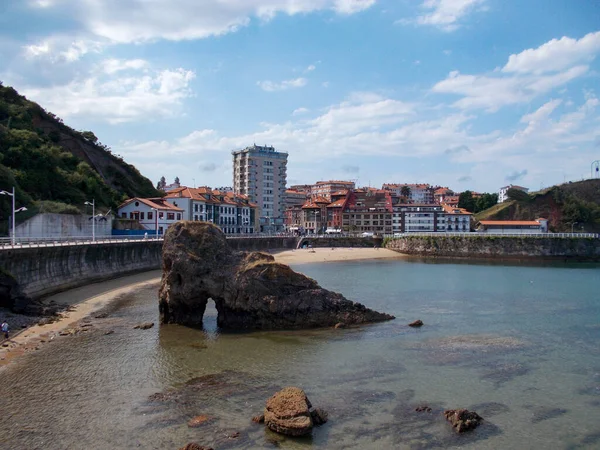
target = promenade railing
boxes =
[383,232,599,239]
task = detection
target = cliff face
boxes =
[159,222,394,330]
[386,235,600,260]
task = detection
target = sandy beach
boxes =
[274,247,405,264]
[0,270,162,369]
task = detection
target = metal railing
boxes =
[384,232,599,239]
[0,235,164,249]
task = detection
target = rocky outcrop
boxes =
[444,409,483,433]
[263,387,327,436]
[159,222,394,330]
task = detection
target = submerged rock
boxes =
[187,415,211,427]
[133,322,154,330]
[408,320,424,328]
[158,222,394,330]
[263,387,327,437]
[178,444,213,450]
[443,409,483,433]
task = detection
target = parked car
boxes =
[361,231,375,237]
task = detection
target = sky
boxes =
[1,0,600,193]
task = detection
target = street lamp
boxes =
[0,187,27,246]
[151,207,159,239]
[84,199,96,242]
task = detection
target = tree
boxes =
[474,193,499,213]
[507,188,530,203]
[400,185,411,200]
[80,130,98,143]
[458,190,476,212]
[157,176,166,190]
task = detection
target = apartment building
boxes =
[284,188,308,209]
[342,189,393,234]
[498,184,529,203]
[310,180,355,200]
[232,144,288,231]
[383,183,434,203]
[392,203,447,233]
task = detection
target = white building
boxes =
[117,198,183,235]
[232,144,288,232]
[498,184,529,203]
[442,204,472,232]
[383,183,433,203]
[392,204,447,234]
[164,186,257,234]
[478,219,548,234]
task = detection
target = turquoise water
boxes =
[1,259,600,449]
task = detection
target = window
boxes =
[130,212,134,219]
[167,213,175,220]
[177,213,181,220]
[121,212,127,218]
[194,204,199,212]
[140,212,145,220]
[159,212,164,219]
[148,212,153,220]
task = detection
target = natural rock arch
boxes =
[158,222,394,330]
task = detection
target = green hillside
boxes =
[0,82,160,234]
[474,179,600,232]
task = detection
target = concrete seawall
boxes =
[0,242,162,299]
[386,235,600,260]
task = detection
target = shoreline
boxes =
[272,247,406,264]
[0,270,161,369]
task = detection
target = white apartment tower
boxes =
[232,145,288,231]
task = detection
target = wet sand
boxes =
[0,270,161,368]
[273,247,405,264]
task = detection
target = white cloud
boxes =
[20,65,195,124]
[431,33,598,111]
[400,0,487,31]
[102,59,149,74]
[258,77,308,92]
[306,64,316,72]
[433,65,588,111]
[292,107,310,115]
[34,0,376,44]
[503,31,600,74]
[23,37,104,63]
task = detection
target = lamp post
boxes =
[84,199,96,242]
[0,187,27,246]
[151,207,159,239]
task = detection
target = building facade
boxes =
[342,189,393,235]
[383,183,434,203]
[478,219,548,234]
[498,184,529,203]
[117,198,183,235]
[232,144,288,232]
[441,204,472,232]
[310,180,355,200]
[164,186,257,234]
[392,204,447,234]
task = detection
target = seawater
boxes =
[1,259,600,449]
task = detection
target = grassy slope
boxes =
[474,179,600,232]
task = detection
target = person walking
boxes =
[1,321,8,339]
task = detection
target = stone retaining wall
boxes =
[385,235,600,260]
[0,242,162,299]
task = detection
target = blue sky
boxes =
[1,0,599,193]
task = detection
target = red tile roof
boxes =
[119,197,183,212]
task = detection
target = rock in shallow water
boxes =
[158,222,394,330]
[263,387,327,436]
[443,409,483,433]
[178,444,213,450]
[408,320,424,327]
